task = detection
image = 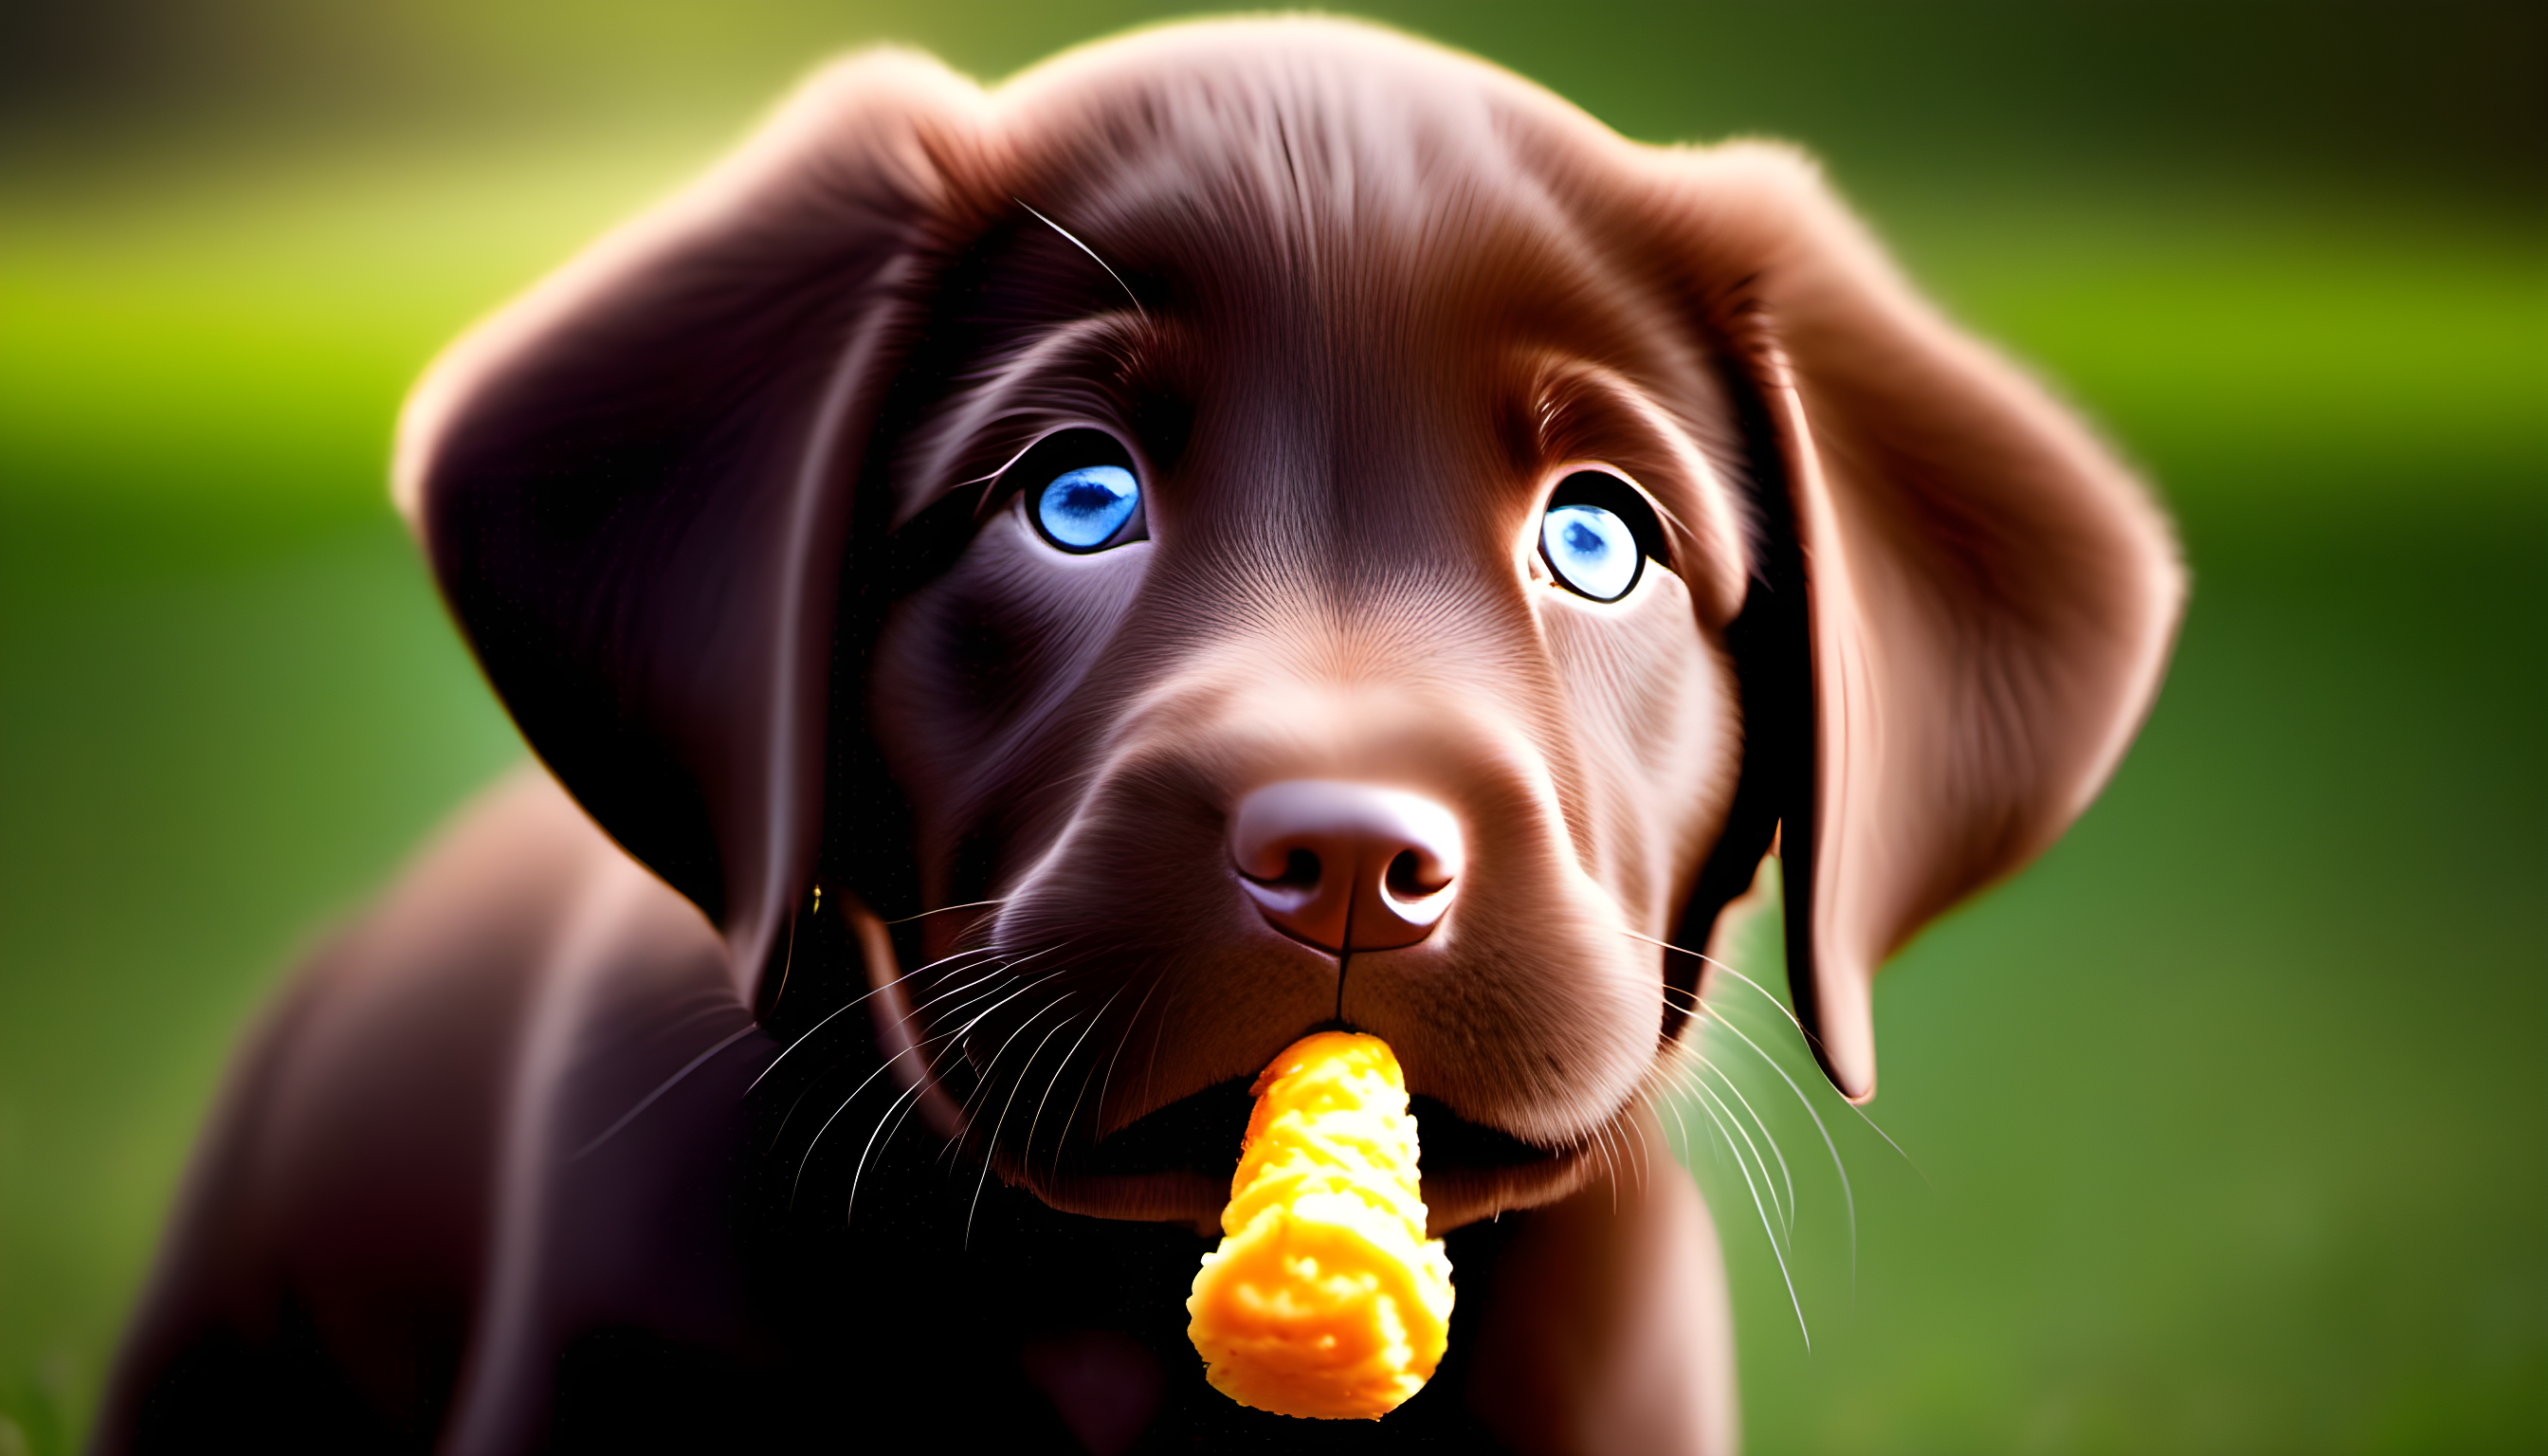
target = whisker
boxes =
[746,943,1002,1097]
[764,908,803,1017]
[798,1029,946,1209]
[764,954,1020,1153]
[1842,1102,1924,1185]
[1658,1027,1788,1234]
[1139,979,1184,1115]
[844,970,1060,1212]
[883,898,1010,926]
[965,1006,1083,1248]
[845,1073,930,1226]
[1683,1062,1791,1239]
[1691,999,1859,1291]
[1643,932,1928,1186]
[1592,1119,1623,1216]
[769,975,989,1156]
[903,956,1042,1028]
[938,979,1086,1169]
[1680,1073,1810,1348]
[1623,1093,1656,1196]
[1051,1054,1106,1186]
[1028,979,1132,1183]
[1071,971,1166,1166]
[570,1021,760,1162]
[1694,1052,1796,1231]
[1657,1075,1698,1169]
[891,952,1090,1142]
[1625,929,1805,1033]
[864,1033,973,1207]
[793,962,1075,1198]
[898,940,1096,1117]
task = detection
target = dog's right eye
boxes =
[1010,428,1147,554]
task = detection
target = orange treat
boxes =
[1185,1031,1455,1420]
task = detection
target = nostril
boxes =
[1384,849,1445,900]
[1276,848,1320,889]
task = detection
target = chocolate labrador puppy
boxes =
[100,18,2180,1454]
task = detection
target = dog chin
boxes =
[1004,1080,1615,1237]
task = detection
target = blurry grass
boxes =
[1682,520,2547,1452]
[0,516,522,1451]
[1879,187,2548,518]
[3,107,2543,1456]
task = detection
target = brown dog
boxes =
[100,18,2180,1454]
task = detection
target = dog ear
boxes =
[1653,145,2184,1101]
[392,53,986,1008]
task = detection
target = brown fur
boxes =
[101,19,2179,1454]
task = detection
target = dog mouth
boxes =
[1008,1075,1610,1235]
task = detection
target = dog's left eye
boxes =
[1010,428,1146,554]
[1540,470,1665,602]
[1037,466,1139,549]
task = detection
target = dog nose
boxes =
[1228,781,1464,953]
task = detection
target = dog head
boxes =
[395,19,2179,1232]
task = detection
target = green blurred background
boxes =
[1,2,2539,1451]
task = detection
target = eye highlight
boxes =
[1010,428,1146,554]
[1539,470,1665,602]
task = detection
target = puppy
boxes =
[99,19,2180,1454]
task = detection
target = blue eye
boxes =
[1034,464,1140,551]
[1542,502,1641,601]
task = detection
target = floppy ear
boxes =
[1658,145,2184,1101]
[392,52,985,1009]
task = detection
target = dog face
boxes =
[396,20,2180,1233]
[861,124,1769,1228]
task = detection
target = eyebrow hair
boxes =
[1015,199,1149,320]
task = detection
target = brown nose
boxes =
[1228,781,1464,953]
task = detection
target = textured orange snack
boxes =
[1185,1031,1456,1420]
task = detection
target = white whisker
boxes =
[747,943,1003,1096]
[1659,1078,1697,1168]
[1681,1073,1810,1349]
[1694,1052,1795,1231]
[1073,972,1165,1161]
[1592,1120,1622,1216]
[939,983,1082,1170]
[1684,1065,1790,1242]
[1028,979,1132,1182]
[570,1021,759,1162]
[845,1074,929,1226]
[759,958,1019,1152]
[798,1028,947,1208]
[1644,931,1927,1185]
[1140,980,1184,1114]
[883,897,1010,926]
[794,960,1075,1194]
[765,954,1030,1152]
[965,1007,1083,1248]
[1697,1001,1859,1290]
[1623,1094,1656,1196]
